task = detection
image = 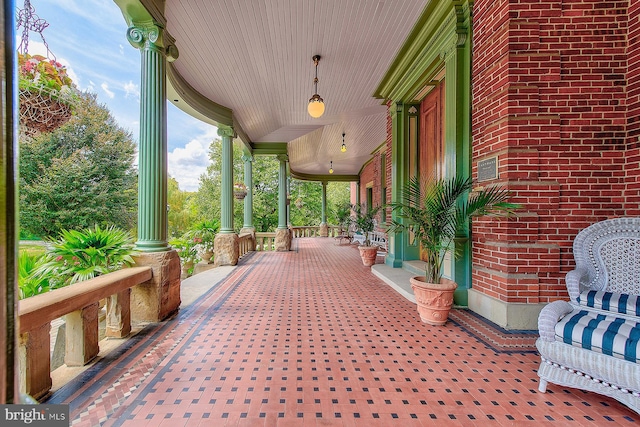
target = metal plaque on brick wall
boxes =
[477,156,498,182]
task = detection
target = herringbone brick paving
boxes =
[49,238,638,426]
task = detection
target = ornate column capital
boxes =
[217,126,235,139]
[126,23,179,61]
[242,154,253,163]
[276,154,289,163]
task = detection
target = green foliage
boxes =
[19,92,137,238]
[389,176,520,283]
[249,155,279,231]
[38,225,138,286]
[289,181,322,227]
[168,177,198,238]
[185,220,219,252]
[326,182,351,225]
[18,251,51,299]
[352,203,382,246]
[333,202,352,232]
[169,237,199,265]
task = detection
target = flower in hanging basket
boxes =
[18,52,78,135]
[233,182,248,200]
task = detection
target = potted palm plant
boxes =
[389,176,520,325]
[353,203,382,266]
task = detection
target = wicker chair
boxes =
[536,217,640,414]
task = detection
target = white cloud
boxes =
[124,80,140,99]
[168,126,218,191]
[87,80,96,92]
[101,82,114,99]
[119,44,124,56]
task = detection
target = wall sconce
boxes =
[308,55,325,118]
[329,160,334,174]
[340,132,346,152]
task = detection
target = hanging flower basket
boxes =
[233,183,247,200]
[18,53,77,136]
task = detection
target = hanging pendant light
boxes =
[308,55,325,118]
[340,132,347,152]
[329,160,334,174]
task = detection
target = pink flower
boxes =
[55,256,63,261]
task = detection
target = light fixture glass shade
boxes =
[329,167,333,174]
[340,133,346,152]
[329,161,333,174]
[308,95,325,118]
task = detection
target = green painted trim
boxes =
[114,0,156,26]
[374,0,472,102]
[167,64,233,126]
[289,169,358,183]
[250,142,288,155]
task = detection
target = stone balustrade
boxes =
[18,267,153,400]
[238,233,254,258]
[255,232,276,251]
[290,226,342,238]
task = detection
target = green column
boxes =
[443,36,472,306]
[386,102,407,267]
[127,23,177,252]
[355,182,361,206]
[219,126,235,233]
[321,181,327,224]
[242,154,253,229]
[277,154,288,229]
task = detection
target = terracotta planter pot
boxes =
[410,276,458,325]
[358,245,378,267]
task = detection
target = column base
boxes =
[319,223,329,237]
[275,228,291,251]
[468,288,545,330]
[131,250,181,322]
[214,233,239,266]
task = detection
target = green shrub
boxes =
[38,225,138,286]
[18,251,51,299]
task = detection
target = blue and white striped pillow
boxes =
[578,290,640,316]
[555,310,640,363]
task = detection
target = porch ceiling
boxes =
[165,0,428,177]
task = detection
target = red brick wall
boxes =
[472,0,631,303]
[627,1,640,216]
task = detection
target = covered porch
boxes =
[45,238,635,425]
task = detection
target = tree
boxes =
[19,92,137,238]
[167,177,197,238]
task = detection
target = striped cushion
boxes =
[555,310,640,363]
[577,290,640,316]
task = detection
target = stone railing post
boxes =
[18,324,51,400]
[106,289,132,338]
[64,303,99,367]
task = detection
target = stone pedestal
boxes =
[214,233,239,266]
[132,250,181,323]
[275,228,291,251]
[320,223,329,237]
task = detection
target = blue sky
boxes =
[19,0,216,191]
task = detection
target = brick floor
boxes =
[47,238,639,426]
